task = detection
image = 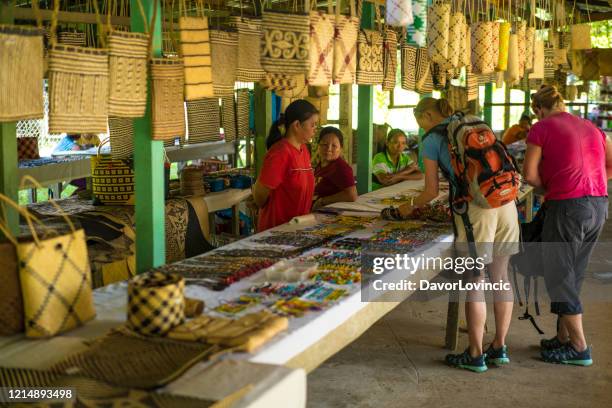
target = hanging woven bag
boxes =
[426,0,450,65]
[333,0,359,84]
[308,1,335,86]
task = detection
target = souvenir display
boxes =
[253,232,328,249]
[214,295,264,316]
[325,237,363,251]
[271,298,325,317]
[250,282,323,298]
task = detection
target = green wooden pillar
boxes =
[131,0,165,273]
[356,1,374,194]
[0,0,18,237]
[253,84,272,178]
[484,83,493,125]
[524,89,531,116]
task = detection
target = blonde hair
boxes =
[414,97,454,118]
[531,85,565,112]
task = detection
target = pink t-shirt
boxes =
[527,112,608,201]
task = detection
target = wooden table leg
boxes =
[525,190,534,223]
[29,188,37,203]
[231,204,240,237]
[445,293,460,351]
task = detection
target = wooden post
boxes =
[339,84,353,164]
[484,83,493,125]
[0,0,19,237]
[356,1,374,194]
[131,0,165,273]
[253,84,272,177]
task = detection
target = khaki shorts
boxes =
[454,201,520,264]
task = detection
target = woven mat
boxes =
[51,331,220,390]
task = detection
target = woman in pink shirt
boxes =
[524,85,612,366]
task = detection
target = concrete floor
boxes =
[308,195,612,408]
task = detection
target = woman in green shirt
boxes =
[371,129,422,190]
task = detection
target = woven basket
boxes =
[333,7,359,84]
[491,22,500,71]
[460,19,471,67]
[470,22,495,75]
[401,44,429,92]
[58,30,86,47]
[426,1,450,65]
[261,10,310,75]
[505,34,520,85]
[570,24,591,50]
[150,58,185,141]
[108,117,134,160]
[179,16,214,100]
[0,25,44,122]
[525,26,536,73]
[221,95,237,143]
[229,17,265,82]
[186,97,220,144]
[356,29,384,85]
[382,28,398,91]
[210,29,238,97]
[308,10,335,86]
[515,21,527,78]
[496,22,511,71]
[447,13,463,68]
[236,89,250,139]
[108,31,148,118]
[48,45,109,134]
[91,141,135,206]
[529,39,545,79]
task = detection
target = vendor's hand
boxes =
[381,207,403,221]
[312,197,324,211]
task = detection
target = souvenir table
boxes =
[18,156,92,198]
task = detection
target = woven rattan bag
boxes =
[581,49,600,81]
[386,0,413,27]
[186,97,220,144]
[210,29,238,97]
[525,26,536,73]
[570,23,591,50]
[150,58,185,141]
[599,49,612,76]
[460,19,471,67]
[261,9,310,75]
[496,22,511,71]
[356,3,384,87]
[236,89,250,139]
[466,67,478,101]
[491,22,500,72]
[401,44,430,91]
[0,25,44,122]
[48,45,109,134]
[382,28,398,91]
[544,44,556,79]
[221,95,237,143]
[229,17,265,82]
[529,39,545,79]
[471,22,495,75]
[108,117,134,160]
[333,0,359,84]
[179,16,214,100]
[426,1,450,66]
[505,34,520,85]
[447,13,463,69]
[516,21,527,78]
[308,2,335,87]
[91,139,135,205]
[108,31,148,117]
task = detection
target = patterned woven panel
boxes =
[414,46,431,92]
[221,95,237,143]
[260,72,297,91]
[186,97,220,144]
[401,44,417,90]
[108,31,148,117]
[581,50,600,81]
[19,228,96,338]
[460,19,471,67]
[356,29,383,85]
[426,1,450,65]
[416,65,433,94]
[91,155,135,205]
[17,136,40,160]
[308,11,335,86]
[466,67,478,101]
[179,16,214,100]
[497,22,511,71]
[505,34,520,85]
[261,10,310,75]
[275,74,308,98]
[150,58,185,141]
[210,29,238,97]
[127,272,185,336]
[0,242,23,335]
[333,13,359,84]
[447,13,464,68]
[165,199,189,264]
[51,331,219,390]
[48,45,109,134]
[386,0,414,26]
[515,21,527,78]
[491,22,500,71]
[229,17,265,82]
[544,44,556,79]
[470,22,494,75]
[58,30,86,47]
[108,117,134,160]
[431,63,447,90]
[525,26,536,72]
[447,85,467,111]
[0,25,44,121]
[236,89,250,139]
[382,28,398,91]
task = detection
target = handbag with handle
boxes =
[0,177,96,338]
[333,0,359,84]
[150,58,185,141]
[91,139,135,205]
[382,27,398,91]
[261,7,310,75]
[179,15,214,100]
[570,23,591,50]
[229,16,265,82]
[471,21,495,74]
[210,29,238,97]
[308,1,335,86]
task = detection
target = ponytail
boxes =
[414,97,455,118]
[265,99,319,150]
[436,99,454,117]
[266,118,284,150]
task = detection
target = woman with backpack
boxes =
[524,85,611,366]
[381,97,520,373]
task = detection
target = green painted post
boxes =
[356,1,374,194]
[524,89,531,116]
[253,84,272,178]
[0,0,19,237]
[131,0,165,273]
[484,83,493,125]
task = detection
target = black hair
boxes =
[67,134,80,140]
[519,114,532,124]
[266,99,319,150]
[386,128,408,143]
[318,126,344,147]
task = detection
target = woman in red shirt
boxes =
[252,100,319,231]
[312,127,357,210]
[524,85,612,366]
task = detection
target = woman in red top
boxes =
[312,127,357,210]
[524,85,612,366]
[252,100,319,231]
